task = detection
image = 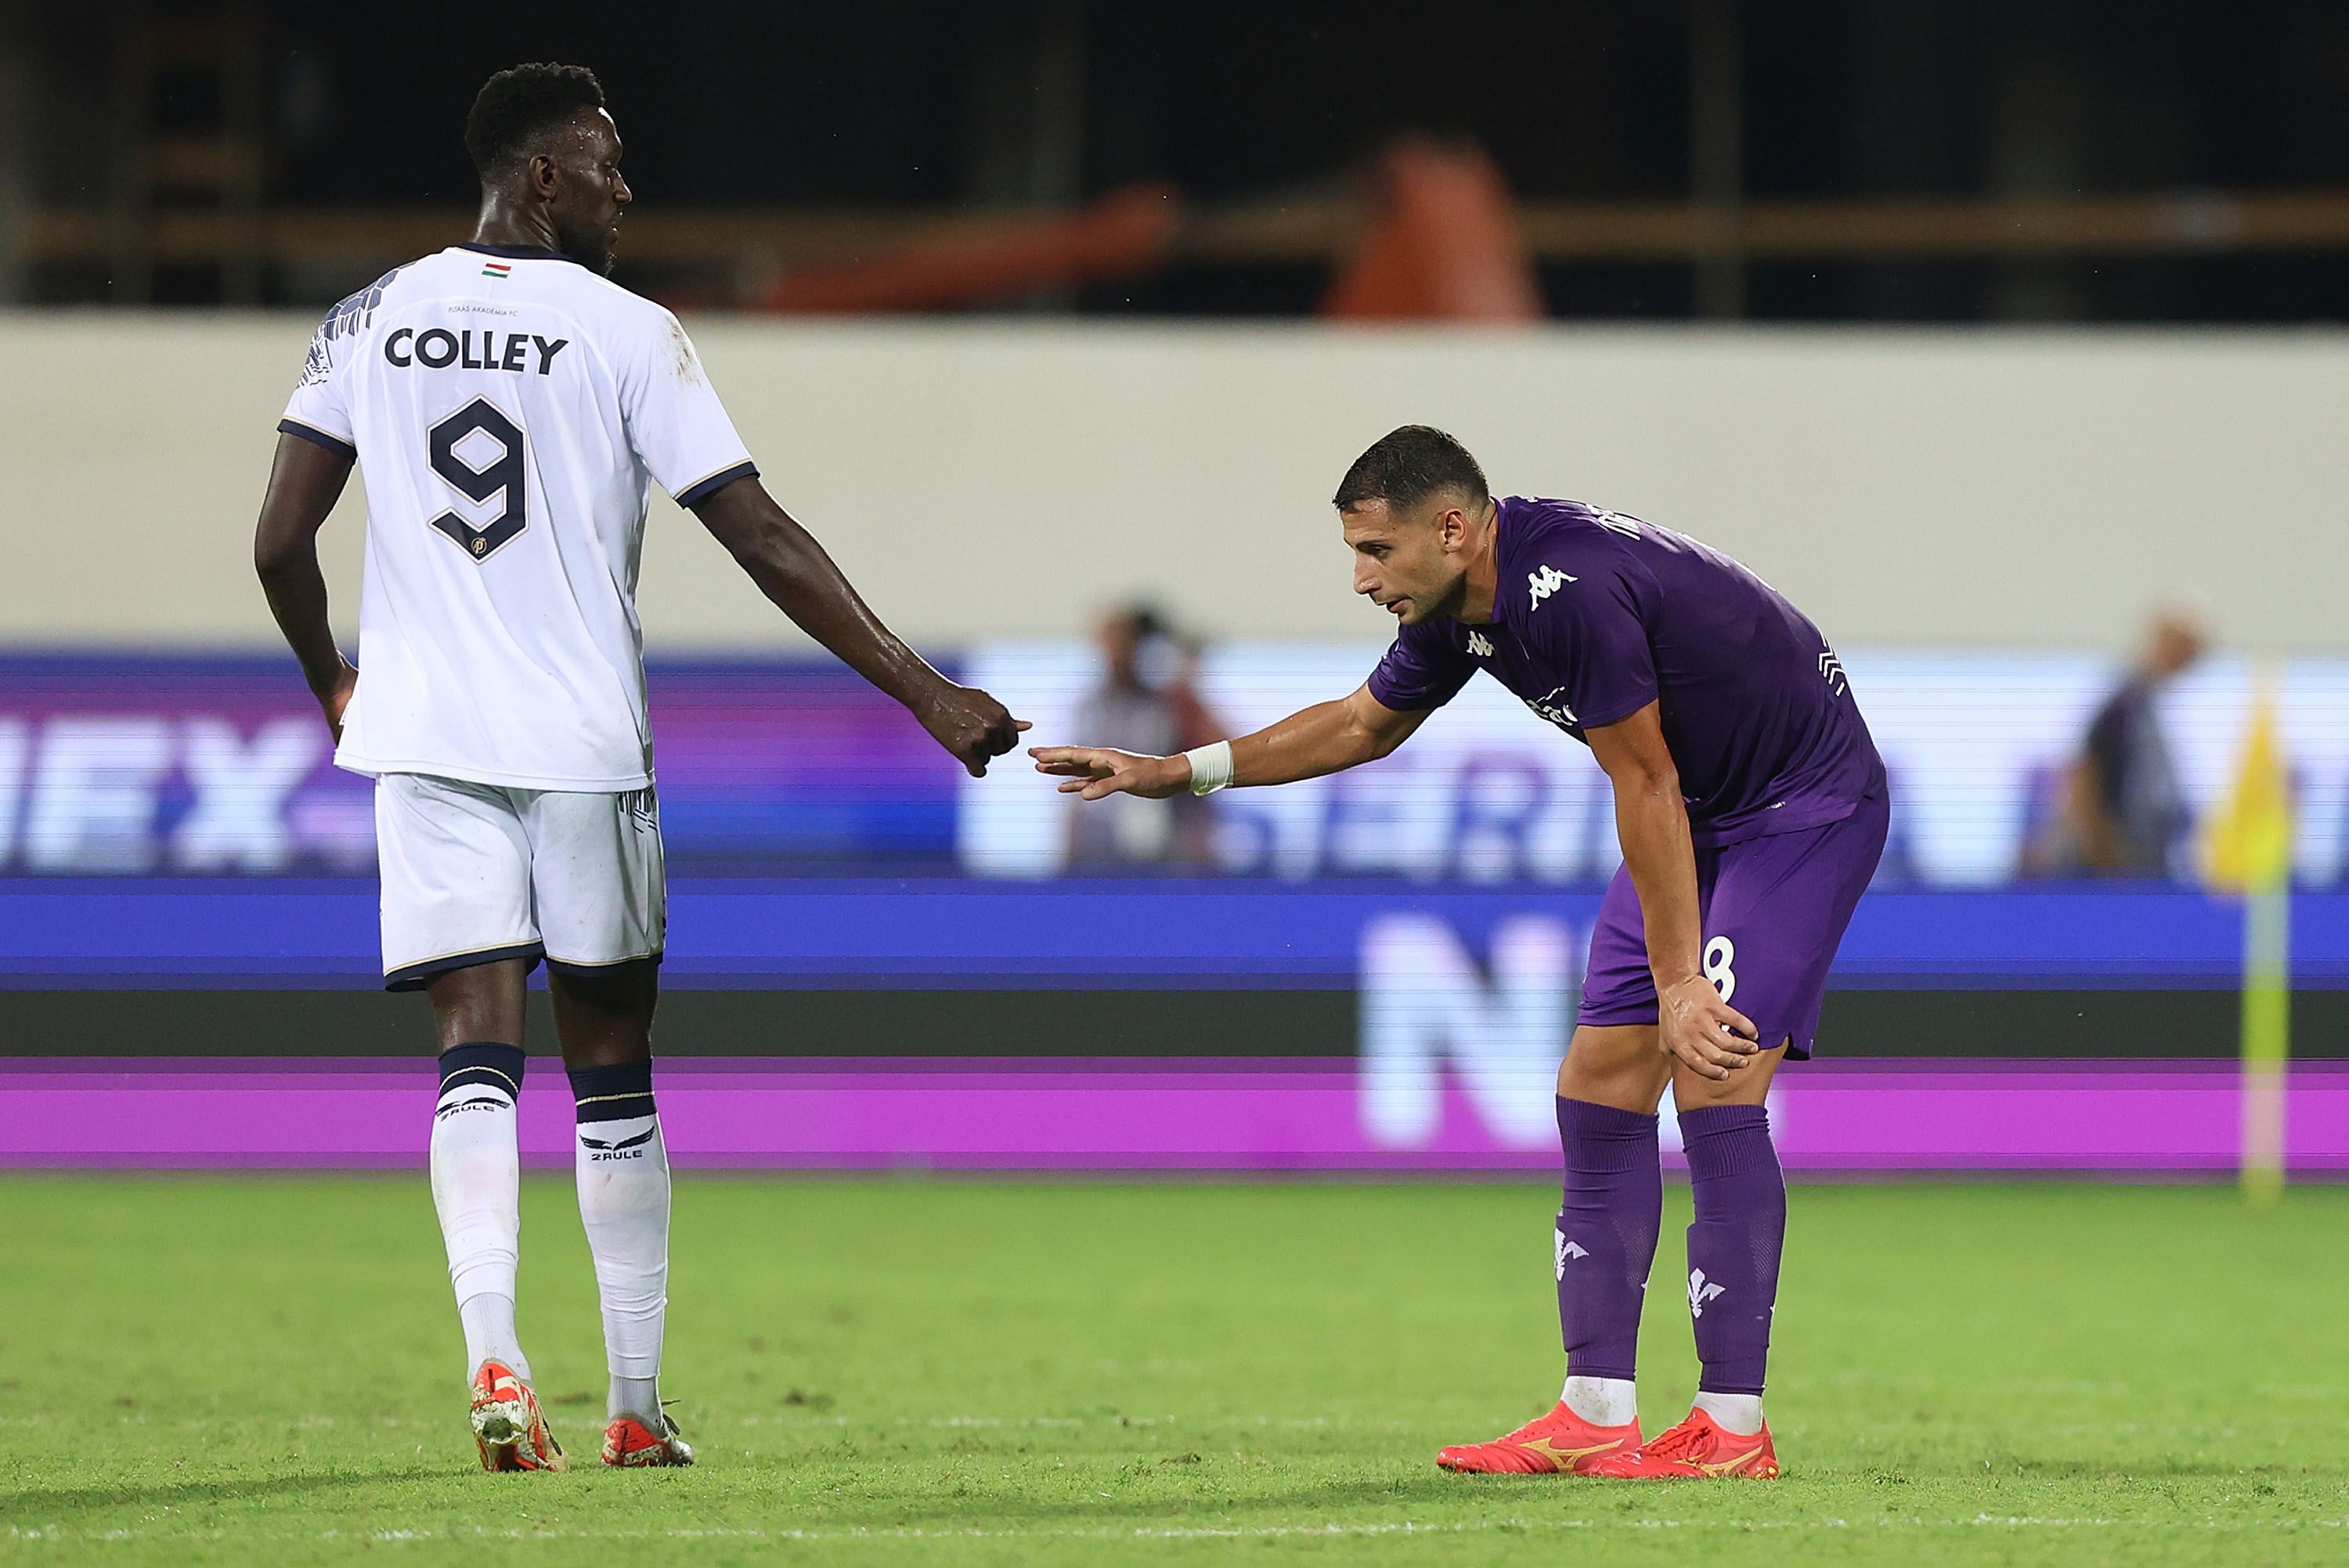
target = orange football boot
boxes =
[603,1410,695,1468]
[1584,1408,1777,1479]
[1437,1400,1643,1475]
[468,1361,567,1472]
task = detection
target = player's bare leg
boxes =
[1589,1043,1788,1480]
[427,960,565,1470]
[551,960,692,1467]
[1437,1025,1667,1475]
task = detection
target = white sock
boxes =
[1693,1390,1764,1434]
[1561,1375,1639,1427]
[429,1049,529,1382]
[457,1292,525,1380]
[574,1105,670,1422]
[611,1374,661,1425]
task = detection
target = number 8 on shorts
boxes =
[1702,935,1737,1003]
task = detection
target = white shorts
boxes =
[375,773,666,991]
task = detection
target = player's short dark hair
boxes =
[1333,426,1490,514]
[464,63,606,178]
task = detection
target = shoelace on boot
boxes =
[1640,1418,1712,1463]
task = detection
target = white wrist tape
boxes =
[1183,740,1234,795]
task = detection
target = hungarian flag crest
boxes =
[481,260,513,281]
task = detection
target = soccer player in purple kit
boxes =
[1031,426,1888,1480]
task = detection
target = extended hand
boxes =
[1028,745,1190,801]
[917,683,1029,777]
[1658,974,1760,1081]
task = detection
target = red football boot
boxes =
[603,1410,695,1468]
[1584,1408,1777,1479]
[1437,1400,1643,1475]
[468,1361,567,1472]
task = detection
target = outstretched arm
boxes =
[1032,682,1428,799]
[1586,700,1759,1081]
[693,475,1025,776]
[253,432,359,738]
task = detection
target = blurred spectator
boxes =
[2029,611,2207,878]
[1066,604,1224,871]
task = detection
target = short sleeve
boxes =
[1366,620,1477,712]
[279,314,356,457]
[619,308,758,506]
[1528,552,1658,730]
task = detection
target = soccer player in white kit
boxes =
[252,64,1025,1472]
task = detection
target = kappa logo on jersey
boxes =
[1688,1268,1727,1318]
[1555,1229,1589,1279]
[1593,510,1644,539]
[1527,564,1578,605]
[1467,630,1496,658]
[1525,686,1579,730]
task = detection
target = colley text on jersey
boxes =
[384,326,569,375]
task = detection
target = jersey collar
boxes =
[1466,496,1516,625]
[454,241,588,269]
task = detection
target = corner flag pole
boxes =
[2239,871,2289,1206]
[2202,672,2292,1206]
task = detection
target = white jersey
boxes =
[280,243,756,790]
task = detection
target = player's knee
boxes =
[1558,1026,1669,1113]
[558,1033,646,1064]
[426,958,530,1050]
[1671,1040,1790,1110]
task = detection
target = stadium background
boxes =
[2,2,2346,1176]
[13,7,2349,1562]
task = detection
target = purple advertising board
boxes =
[6,651,2343,1175]
[7,1056,2345,1175]
[0,654,961,877]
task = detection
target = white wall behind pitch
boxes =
[0,313,2336,651]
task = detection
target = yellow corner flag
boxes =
[2200,676,2293,1206]
[2202,680,2293,895]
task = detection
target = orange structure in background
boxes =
[756,184,1183,314]
[1320,139,1542,322]
[753,139,1539,322]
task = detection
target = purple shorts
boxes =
[1576,788,1889,1060]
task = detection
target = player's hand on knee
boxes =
[1027,745,1189,801]
[1657,975,1759,1080]
[918,683,1030,777]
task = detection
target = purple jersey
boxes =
[1366,496,1883,846]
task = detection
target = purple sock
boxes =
[1554,1096,1662,1384]
[1679,1103,1785,1396]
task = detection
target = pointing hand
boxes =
[1029,745,1191,801]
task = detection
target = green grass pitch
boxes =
[3,1175,2345,1565]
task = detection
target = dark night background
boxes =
[16,1,2349,318]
